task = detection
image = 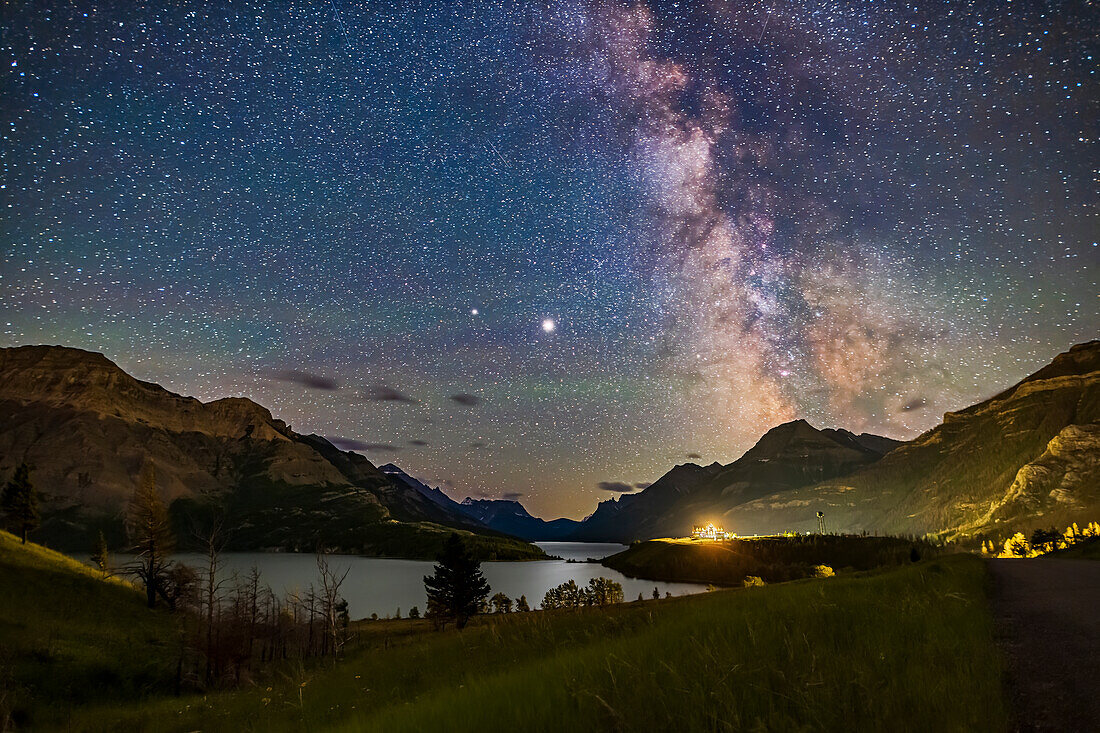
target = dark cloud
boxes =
[448,393,482,406]
[634,482,652,490]
[597,481,635,493]
[901,397,929,412]
[501,492,524,501]
[270,370,339,391]
[469,441,487,449]
[327,436,370,451]
[686,453,702,460]
[327,433,402,451]
[407,439,430,447]
[362,384,419,403]
[327,436,401,452]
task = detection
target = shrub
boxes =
[812,565,835,578]
[743,576,765,587]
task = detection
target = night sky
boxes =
[2,1,1096,519]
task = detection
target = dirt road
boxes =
[988,559,1100,732]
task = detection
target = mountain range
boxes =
[566,421,903,542]
[0,345,542,559]
[379,463,582,541]
[383,342,1097,543]
[400,339,1097,544]
[1,340,1096,552]
[724,340,1100,539]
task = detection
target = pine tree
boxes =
[423,533,490,629]
[490,592,512,613]
[91,530,110,571]
[2,463,39,544]
[126,466,175,608]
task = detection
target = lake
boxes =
[97,542,707,619]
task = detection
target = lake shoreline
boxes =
[81,542,709,619]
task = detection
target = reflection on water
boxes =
[95,542,707,619]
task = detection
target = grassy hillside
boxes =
[69,555,1006,732]
[602,535,941,586]
[0,531,178,729]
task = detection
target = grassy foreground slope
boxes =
[74,555,1006,733]
[0,530,176,729]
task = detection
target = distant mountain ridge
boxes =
[5,340,1093,551]
[568,420,901,542]
[379,463,583,541]
[376,463,486,528]
[0,345,544,559]
[457,497,582,541]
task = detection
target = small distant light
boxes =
[541,318,555,333]
[470,308,479,316]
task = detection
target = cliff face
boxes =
[0,346,537,558]
[726,340,1100,538]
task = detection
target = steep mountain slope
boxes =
[313,457,490,532]
[378,463,472,518]
[570,421,900,542]
[0,345,544,559]
[728,340,1100,538]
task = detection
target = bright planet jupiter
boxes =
[1,1,1095,519]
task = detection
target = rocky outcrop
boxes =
[985,423,1100,524]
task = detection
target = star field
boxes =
[1,1,1096,519]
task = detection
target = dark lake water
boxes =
[95,542,707,619]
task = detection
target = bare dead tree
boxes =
[316,550,351,660]
[196,519,230,684]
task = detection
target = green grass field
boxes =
[1,531,1009,732]
[56,556,1005,732]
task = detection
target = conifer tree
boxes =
[126,466,175,607]
[423,533,490,629]
[2,463,39,544]
[91,530,110,571]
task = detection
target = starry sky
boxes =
[2,1,1096,519]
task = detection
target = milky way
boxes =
[1,1,1095,518]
